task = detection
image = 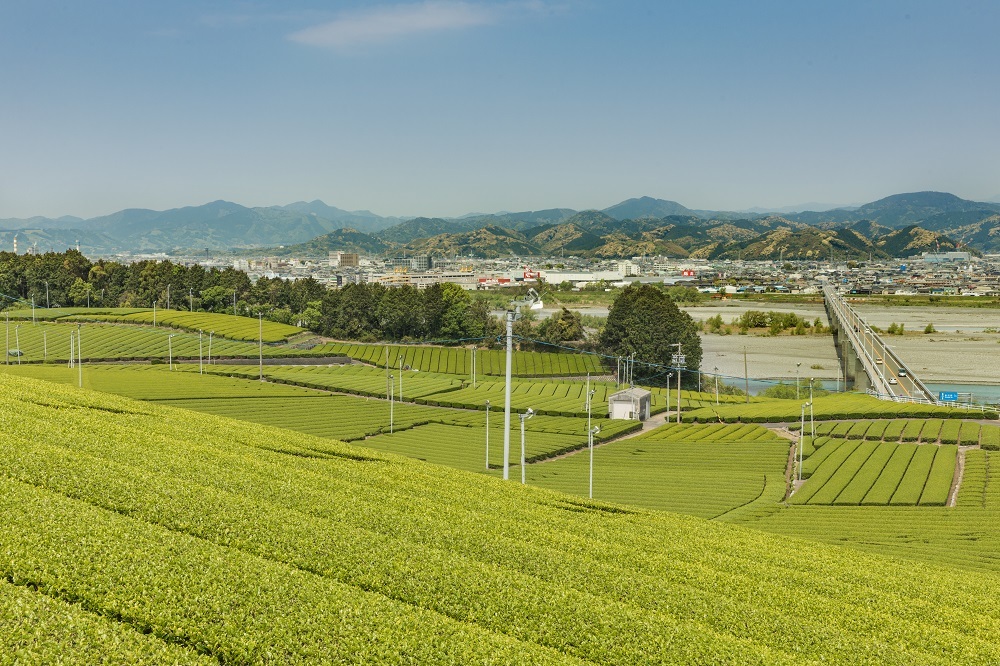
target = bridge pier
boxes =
[827,302,859,391]
[825,285,933,399]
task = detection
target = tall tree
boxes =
[536,307,584,346]
[599,284,701,385]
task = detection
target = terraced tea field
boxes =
[5,306,147,321]
[5,345,1000,587]
[750,449,1000,572]
[7,307,304,342]
[362,423,600,473]
[202,363,466,400]
[413,379,728,417]
[684,392,995,422]
[1,364,639,457]
[531,423,790,518]
[1,321,318,362]
[314,341,606,376]
[4,372,1000,663]
[792,440,956,506]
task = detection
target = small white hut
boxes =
[607,387,652,421]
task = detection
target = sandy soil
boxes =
[874,332,1000,383]
[700,333,842,381]
[538,300,1000,385]
[682,302,829,323]
[853,304,1000,333]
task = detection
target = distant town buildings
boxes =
[329,251,359,268]
[93,242,1000,300]
[921,251,971,263]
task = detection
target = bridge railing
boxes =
[824,287,891,394]
[865,388,998,417]
[826,286,941,398]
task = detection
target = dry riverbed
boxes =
[539,299,999,385]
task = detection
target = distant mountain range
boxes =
[1,191,998,257]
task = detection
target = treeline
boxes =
[0,250,324,325]
[315,282,499,342]
[0,251,634,352]
[702,310,827,336]
[314,283,590,348]
[0,252,533,345]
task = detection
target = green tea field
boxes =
[1,321,318,362]
[6,307,305,341]
[3,372,1000,663]
[531,423,790,518]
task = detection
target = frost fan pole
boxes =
[503,288,540,481]
[77,324,82,387]
[503,310,514,480]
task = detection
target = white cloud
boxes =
[288,1,501,48]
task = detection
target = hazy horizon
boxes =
[3,1,998,220]
[0,191,983,224]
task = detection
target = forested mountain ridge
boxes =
[0,191,995,255]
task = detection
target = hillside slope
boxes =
[1,373,999,664]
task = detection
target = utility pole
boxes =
[199,330,204,375]
[504,309,514,480]
[809,380,815,440]
[666,373,673,420]
[671,342,685,424]
[504,288,540,481]
[520,408,534,484]
[166,284,170,310]
[190,288,194,312]
[589,425,600,499]
[744,346,750,403]
[77,324,82,387]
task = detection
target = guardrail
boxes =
[865,388,998,417]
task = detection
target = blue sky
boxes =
[2,1,998,219]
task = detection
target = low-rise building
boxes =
[608,387,652,421]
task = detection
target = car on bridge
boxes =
[889,378,898,385]
[898,369,907,377]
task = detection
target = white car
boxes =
[888,377,898,385]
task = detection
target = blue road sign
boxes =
[939,391,958,402]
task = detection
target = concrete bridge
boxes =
[824,285,935,401]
